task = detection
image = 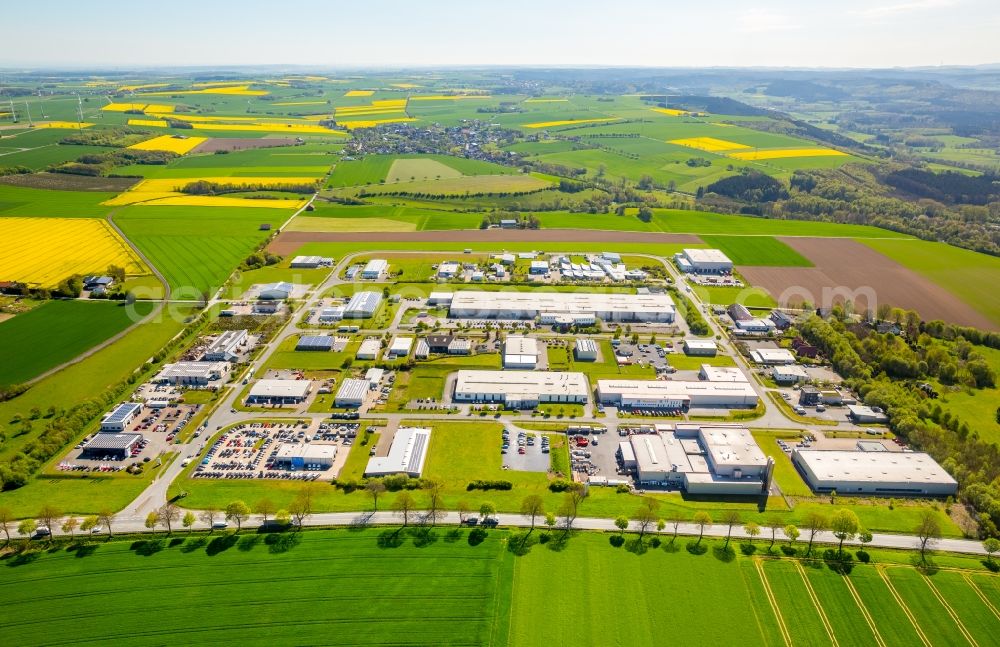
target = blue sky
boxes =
[4,0,998,68]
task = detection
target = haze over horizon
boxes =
[4,0,999,69]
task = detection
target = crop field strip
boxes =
[0,217,147,287]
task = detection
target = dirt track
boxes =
[740,238,993,329]
[268,229,701,255]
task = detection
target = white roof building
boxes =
[447,290,675,323]
[438,262,460,277]
[503,335,539,369]
[792,449,957,496]
[750,348,796,365]
[203,329,248,362]
[364,427,432,477]
[682,339,718,356]
[361,259,388,278]
[698,365,749,383]
[356,338,381,360]
[597,379,758,409]
[344,291,382,318]
[574,338,599,361]
[427,292,454,306]
[290,255,333,268]
[274,444,337,469]
[772,365,809,384]
[155,361,227,386]
[388,337,414,358]
[335,378,370,407]
[676,248,733,273]
[454,370,589,408]
[247,379,311,404]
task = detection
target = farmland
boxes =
[0,300,153,386]
[0,217,147,287]
[0,530,513,647]
[699,235,813,267]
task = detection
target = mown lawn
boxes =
[700,235,813,267]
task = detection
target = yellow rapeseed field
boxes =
[340,117,417,130]
[344,90,375,97]
[523,117,620,129]
[127,119,168,128]
[0,218,146,287]
[142,85,268,97]
[33,121,93,129]
[142,104,174,113]
[103,176,317,209]
[118,83,169,92]
[128,135,207,155]
[101,103,147,112]
[651,108,690,116]
[391,83,420,89]
[727,148,848,161]
[668,137,750,152]
[178,122,345,134]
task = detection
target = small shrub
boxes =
[609,535,625,548]
[466,480,513,491]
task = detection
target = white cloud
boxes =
[854,0,959,18]
[737,8,801,33]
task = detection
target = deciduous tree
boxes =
[830,509,860,557]
[225,501,251,532]
[693,511,712,546]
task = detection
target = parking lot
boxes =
[59,404,199,473]
[193,420,363,481]
[501,428,551,472]
[611,341,672,373]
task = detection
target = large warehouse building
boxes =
[203,329,249,362]
[792,449,957,496]
[246,379,311,405]
[446,290,675,323]
[364,427,432,478]
[343,291,382,318]
[674,249,733,274]
[335,378,371,408]
[273,444,337,471]
[453,370,589,409]
[155,361,228,386]
[597,379,758,410]
[629,423,773,495]
[503,336,540,369]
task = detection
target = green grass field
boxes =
[700,235,813,267]
[861,238,1000,327]
[0,185,116,218]
[0,529,513,646]
[115,206,274,296]
[0,300,154,386]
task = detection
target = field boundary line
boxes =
[842,575,886,647]
[793,561,839,647]
[877,567,933,647]
[923,574,979,646]
[753,558,793,647]
[963,574,1000,622]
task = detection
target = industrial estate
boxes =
[1,61,999,646]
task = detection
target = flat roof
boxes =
[158,361,226,379]
[84,432,142,451]
[504,336,538,356]
[365,427,432,476]
[699,426,767,469]
[683,248,732,265]
[794,450,957,486]
[390,337,414,353]
[598,379,758,401]
[357,338,381,355]
[249,379,311,399]
[699,365,748,383]
[205,329,248,354]
[455,370,589,399]
[576,339,599,352]
[297,335,334,350]
[336,378,370,402]
[684,339,717,349]
[362,259,388,271]
[773,365,809,377]
[345,291,382,313]
[750,348,795,363]
[276,444,337,461]
[447,290,675,316]
[103,402,141,425]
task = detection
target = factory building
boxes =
[698,365,749,383]
[273,444,337,470]
[630,423,773,495]
[772,364,809,385]
[530,261,549,275]
[750,348,796,365]
[80,432,143,460]
[360,259,388,280]
[155,361,228,386]
[258,282,294,301]
[364,427,432,478]
[574,339,599,361]
[674,249,733,274]
[290,255,333,268]
[446,290,675,323]
[387,337,414,358]
[318,307,345,323]
[503,336,540,369]
[202,329,249,362]
[335,378,371,408]
[792,449,957,496]
[736,318,778,334]
[356,338,381,360]
[296,335,334,351]
[847,405,889,424]
[453,370,589,409]
[596,379,758,410]
[683,339,717,356]
[343,291,382,318]
[100,402,142,432]
[246,379,311,405]
[437,262,460,278]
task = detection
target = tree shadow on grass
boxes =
[609,534,625,548]
[237,535,261,552]
[911,553,939,575]
[625,538,649,555]
[467,528,488,546]
[180,537,207,553]
[409,526,439,548]
[3,550,40,567]
[508,531,538,556]
[713,544,736,563]
[740,543,757,556]
[546,531,572,552]
[264,532,301,554]
[131,539,165,556]
[686,541,708,556]
[662,539,681,553]
[443,528,464,543]
[169,537,185,549]
[377,528,405,549]
[205,533,238,557]
[67,542,99,558]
